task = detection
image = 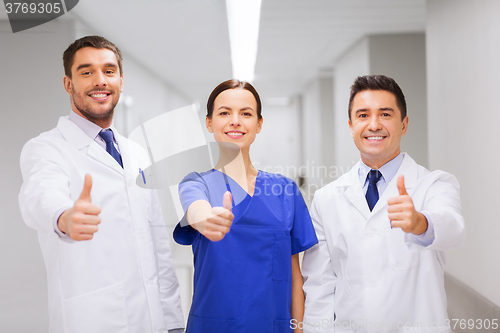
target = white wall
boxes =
[251,99,302,181]
[319,77,335,179]
[427,0,500,307]
[0,18,193,331]
[0,19,74,332]
[302,79,323,185]
[369,33,428,167]
[301,76,335,203]
[115,58,191,136]
[333,37,370,171]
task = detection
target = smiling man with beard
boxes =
[18,36,184,333]
[63,43,122,128]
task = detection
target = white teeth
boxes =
[227,132,243,136]
[367,136,384,140]
[91,93,107,98]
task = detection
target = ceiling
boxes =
[256,0,426,97]
[2,0,426,102]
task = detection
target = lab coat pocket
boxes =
[187,314,235,333]
[64,282,128,333]
[274,319,293,332]
[272,233,292,281]
[387,229,421,270]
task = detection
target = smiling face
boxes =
[348,90,408,169]
[206,88,263,152]
[63,47,123,128]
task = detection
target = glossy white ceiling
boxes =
[256,0,426,97]
[1,0,426,101]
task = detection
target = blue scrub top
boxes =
[174,169,318,333]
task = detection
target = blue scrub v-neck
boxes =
[210,168,259,222]
[174,170,318,333]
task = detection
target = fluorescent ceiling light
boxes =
[225,0,262,83]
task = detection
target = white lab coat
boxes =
[19,116,184,333]
[302,154,465,333]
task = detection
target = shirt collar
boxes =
[68,111,113,140]
[358,152,405,185]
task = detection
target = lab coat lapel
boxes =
[342,163,371,220]
[371,153,418,216]
[57,116,124,176]
[57,116,92,149]
[87,142,125,176]
[113,130,135,180]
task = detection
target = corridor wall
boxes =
[427,0,500,313]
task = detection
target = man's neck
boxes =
[360,150,401,170]
[72,109,113,129]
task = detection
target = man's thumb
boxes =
[79,174,93,202]
[223,191,232,210]
[397,174,408,196]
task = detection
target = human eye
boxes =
[218,111,229,116]
[81,71,91,76]
[358,113,368,118]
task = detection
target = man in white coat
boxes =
[18,36,184,333]
[301,75,465,333]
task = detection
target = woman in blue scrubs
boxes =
[174,79,317,333]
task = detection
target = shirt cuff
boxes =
[53,206,73,240]
[168,329,185,333]
[412,212,435,246]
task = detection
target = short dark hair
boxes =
[63,35,123,79]
[348,75,407,121]
[206,79,262,120]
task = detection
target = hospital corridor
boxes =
[0,0,499,332]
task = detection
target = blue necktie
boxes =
[366,169,382,211]
[99,130,123,168]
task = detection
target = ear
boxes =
[256,117,263,134]
[119,74,124,92]
[63,75,72,95]
[206,117,213,133]
[348,119,354,137]
[401,116,409,136]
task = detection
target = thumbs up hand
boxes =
[193,191,234,242]
[57,174,102,241]
[387,175,428,235]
